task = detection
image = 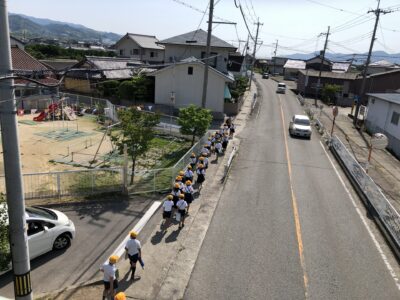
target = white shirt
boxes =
[184,170,193,178]
[125,238,141,256]
[101,263,116,282]
[215,143,222,150]
[163,200,174,211]
[177,199,188,210]
[183,185,194,194]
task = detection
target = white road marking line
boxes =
[104,201,162,264]
[319,141,400,290]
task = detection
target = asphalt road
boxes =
[0,197,156,298]
[184,76,400,299]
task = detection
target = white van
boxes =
[276,82,286,94]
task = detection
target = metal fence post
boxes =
[57,173,61,198]
[91,171,95,193]
[123,144,128,194]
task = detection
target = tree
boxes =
[0,194,10,271]
[322,84,341,104]
[111,108,160,184]
[118,76,153,103]
[178,105,213,146]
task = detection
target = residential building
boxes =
[365,93,400,158]
[10,45,59,110]
[367,60,400,75]
[40,59,79,78]
[269,57,288,75]
[305,55,332,71]
[297,69,359,106]
[10,35,25,50]
[227,52,246,77]
[158,29,237,73]
[283,59,306,80]
[114,33,165,64]
[64,56,142,94]
[151,57,234,117]
[354,69,400,103]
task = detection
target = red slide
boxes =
[33,111,47,121]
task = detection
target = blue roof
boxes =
[367,93,400,105]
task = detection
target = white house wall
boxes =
[116,37,164,63]
[164,45,231,73]
[154,63,225,113]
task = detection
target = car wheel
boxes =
[53,234,71,250]
[289,129,292,136]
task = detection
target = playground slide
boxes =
[33,111,47,121]
[63,107,77,121]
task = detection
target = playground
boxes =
[0,105,191,176]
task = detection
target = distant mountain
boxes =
[284,51,400,65]
[8,13,121,44]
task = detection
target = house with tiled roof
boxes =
[158,29,237,73]
[11,45,58,99]
[115,33,165,64]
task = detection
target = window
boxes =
[141,49,146,55]
[391,111,400,126]
[188,66,193,75]
[119,49,124,56]
[150,51,154,58]
[133,49,139,55]
[27,221,44,236]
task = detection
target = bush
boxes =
[0,195,10,271]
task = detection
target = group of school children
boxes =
[162,120,235,230]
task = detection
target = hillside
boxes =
[284,51,400,65]
[9,13,121,44]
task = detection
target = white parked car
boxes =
[2,206,76,263]
[289,115,312,139]
[276,82,286,94]
[26,206,76,259]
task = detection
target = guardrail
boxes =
[221,145,238,183]
[330,135,400,259]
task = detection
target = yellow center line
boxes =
[278,94,309,299]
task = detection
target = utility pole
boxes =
[201,0,214,108]
[273,40,278,74]
[314,26,330,107]
[354,0,392,125]
[0,1,32,299]
[249,18,262,88]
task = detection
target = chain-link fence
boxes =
[0,168,123,200]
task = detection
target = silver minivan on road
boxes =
[276,82,286,94]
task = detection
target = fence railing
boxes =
[0,168,123,200]
[330,135,400,259]
[60,92,119,122]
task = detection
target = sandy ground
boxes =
[0,113,114,174]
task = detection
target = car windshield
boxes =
[278,83,285,88]
[26,207,57,220]
[294,118,310,126]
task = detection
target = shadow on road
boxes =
[0,249,67,289]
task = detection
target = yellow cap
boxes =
[176,176,183,181]
[179,194,185,199]
[186,180,192,185]
[198,164,204,168]
[167,194,173,200]
[187,165,192,170]
[179,171,184,176]
[174,183,180,188]
[115,292,126,300]
[130,231,138,238]
[191,152,196,157]
[199,156,204,161]
[109,255,119,264]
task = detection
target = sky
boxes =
[7,0,400,58]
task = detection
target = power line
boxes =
[304,0,362,15]
[171,0,231,22]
